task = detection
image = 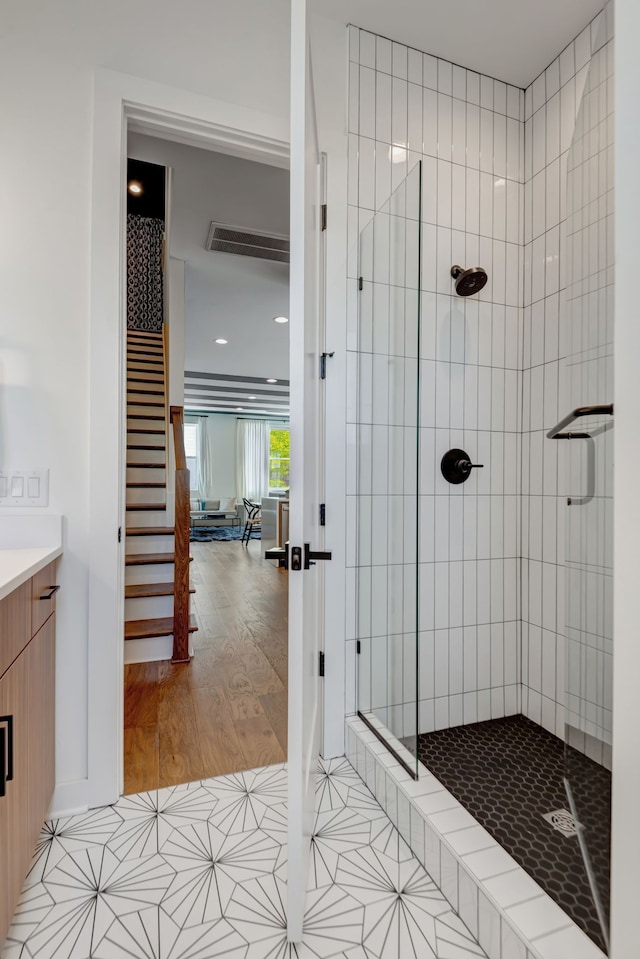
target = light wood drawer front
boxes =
[32,561,58,637]
[0,644,32,942]
[0,581,31,680]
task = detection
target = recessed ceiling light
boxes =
[273,315,288,324]
[215,338,228,345]
[236,407,244,411]
[127,180,143,195]
[266,378,277,384]
[248,395,256,399]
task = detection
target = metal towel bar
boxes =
[546,404,614,440]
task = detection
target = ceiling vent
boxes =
[206,222,289,263]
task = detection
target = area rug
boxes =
[190,526,260,542]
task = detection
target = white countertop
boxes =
[0,546,63,601]
[0,515,63,601]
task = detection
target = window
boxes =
[269,427,290,493]
[183,422,199,491]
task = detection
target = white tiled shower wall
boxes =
[346,7,610,743]
[520,5,612,742]
[346,29,525,733]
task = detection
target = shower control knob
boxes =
[441,448,484,485]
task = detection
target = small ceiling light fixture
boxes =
[273,315,289,324]
[215,338,228,345]
[236,407,244,411]
[127,180,143,195]
[248,395,257,400]
[266,378,278,384]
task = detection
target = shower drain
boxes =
[542,809,581,837]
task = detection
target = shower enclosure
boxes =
[354,10,613,951]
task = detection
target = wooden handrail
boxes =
[170,405,190,662]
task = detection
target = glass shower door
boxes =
[560,13,614,952]
[356,162,421,779]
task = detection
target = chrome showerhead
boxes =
[451,264,488,297]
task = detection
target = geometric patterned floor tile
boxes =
[1,759,487,959]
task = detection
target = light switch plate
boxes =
[0,469,49,507]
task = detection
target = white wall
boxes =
[0,1,289,813]
[612,0,640,954]
[128,134,290,383]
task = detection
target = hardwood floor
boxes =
[123,538,288,794]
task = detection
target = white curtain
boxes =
[195,416,216,500]
[236,419,270,503]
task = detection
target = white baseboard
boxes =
[48,778,90,819]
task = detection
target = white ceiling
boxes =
[313,0,604,88]
[128,134,290,415]
[6,0,603,113]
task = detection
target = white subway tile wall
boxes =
[347,28,525,736]
[521,5,613,754]
[346,6,611,752]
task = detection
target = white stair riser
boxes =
[128,404,165,418]
[125,563,174,585]
[127,466,165,484]
[126,510,169,527]
[125,595,174,619]
[126,447,167,465]
[127,417,165,431]
[126,487,166,505]
[124,636,194,665]
[127,434,166,450]
[124,535,174,553]
[127,369,164,382]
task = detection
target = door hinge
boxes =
[321,203,327,231]
[319,651,325,677]
[356,640,361,654]
[319,503,326,526]
[118,526,122,543]
[358,276,363,291]
[320,351,335,379]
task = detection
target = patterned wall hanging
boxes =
[126,214,164,332]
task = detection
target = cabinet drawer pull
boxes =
[39,585,60,601]
[0,715,14,797]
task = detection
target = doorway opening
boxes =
[122,132,291,794]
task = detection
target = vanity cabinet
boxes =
[0,561,57,945]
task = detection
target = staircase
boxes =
[124,329,196,663]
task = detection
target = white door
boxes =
[287,0,325,943]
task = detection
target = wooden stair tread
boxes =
[124,614,197,641]
[125,551,193,566]
[125,582,195,598]
[126,526,175,536]
[127,351,163,358]
[126,462,166,469]
[127,414,165,421]
[127,400,165,407]
[126,428,165,435]
[127,444,166,451]
[127,479,166,486]
[127,387,165,396]
[126,503,167,511]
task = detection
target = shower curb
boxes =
[346,715,606,959]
